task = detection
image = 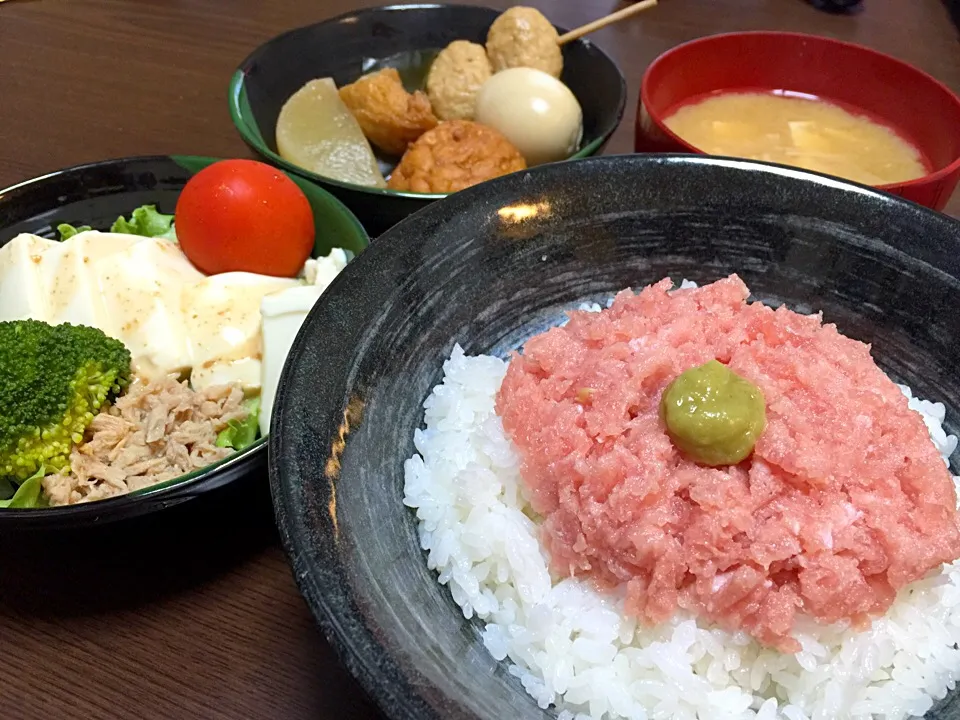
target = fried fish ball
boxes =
[387,120,527,194]
[426,41,493,121]
[485,6,563,79]
[338,68,438,157]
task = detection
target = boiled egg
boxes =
[474,67,583,166]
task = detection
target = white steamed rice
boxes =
[402,300,960,720]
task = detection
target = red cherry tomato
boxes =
[175,159,315,277]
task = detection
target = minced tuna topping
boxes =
[496,274,960,652]
[42,376,249,506]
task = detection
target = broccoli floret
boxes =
[0,320,131,481]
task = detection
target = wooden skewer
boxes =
[557,0,659,46]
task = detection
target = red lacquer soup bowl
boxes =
[636,31,960,211]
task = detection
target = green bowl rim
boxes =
[227,3,626,199]
[126,436,269,500]
[0,153,369,511]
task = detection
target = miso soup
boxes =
[663,91,928,186]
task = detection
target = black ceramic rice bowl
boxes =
[269,154,960,720]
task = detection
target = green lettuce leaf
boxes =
[110,204,176,240]
[57,223,92,241]
[215,397,261,451]
[0,466,47,509]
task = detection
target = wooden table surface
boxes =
[0,1,958,718]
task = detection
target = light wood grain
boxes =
[557,0,658,45]
[0,2,958,719]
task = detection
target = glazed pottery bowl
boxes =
[270,154,960,720]
[0,154,368,531]
[230,3,627,237]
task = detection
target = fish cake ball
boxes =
[485,6,563,79]
[426,40,493,121]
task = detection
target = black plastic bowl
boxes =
[229,3,628,237]
[270,154,960,720]
[0,154,369,531]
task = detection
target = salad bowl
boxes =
[0,154,368,531]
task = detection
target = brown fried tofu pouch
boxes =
[387,120,527,194]
[339,68,438,157]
